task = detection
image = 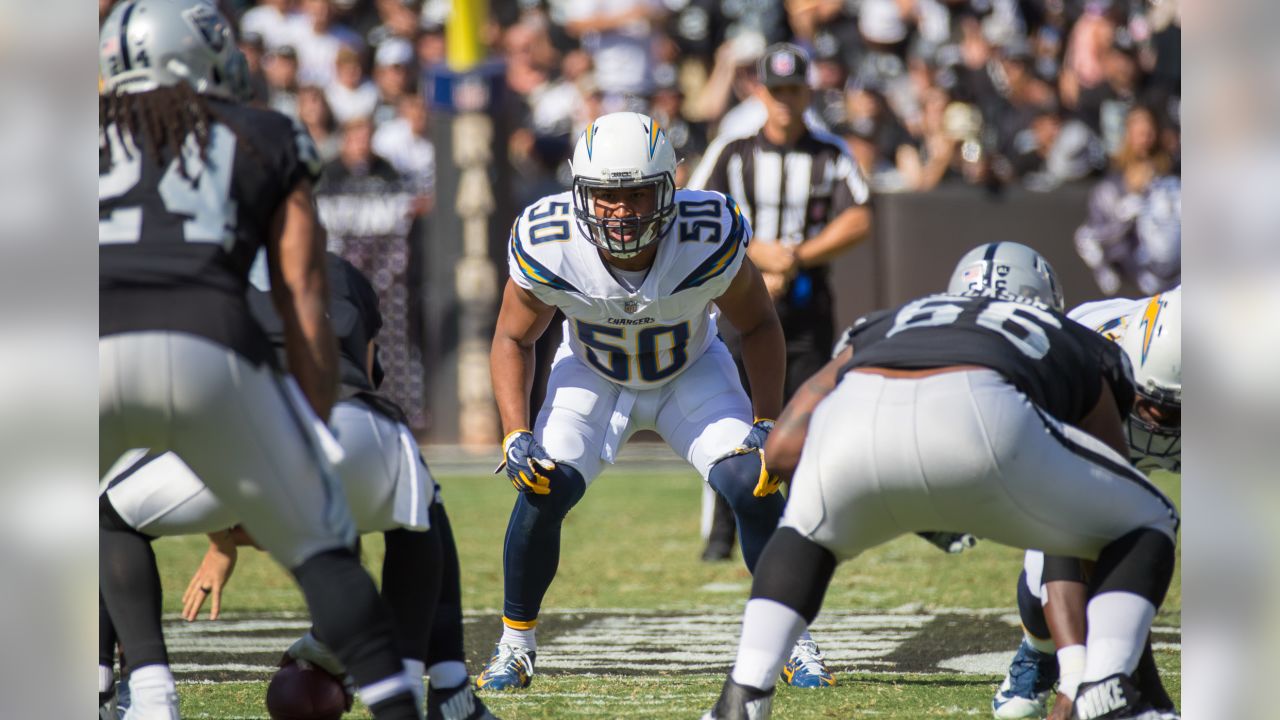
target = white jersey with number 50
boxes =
[508,189,750,389]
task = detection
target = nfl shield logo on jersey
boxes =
[624,300,640,314]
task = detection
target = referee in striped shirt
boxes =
[690,43,873,561]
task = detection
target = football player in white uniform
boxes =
[476,111,835,691]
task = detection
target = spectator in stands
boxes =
[691,31,766,128]
[264,44,302,118]
[647,72,706,187]
[371,38,415,127]
[1077,45,1143,155]
[1075,104,1178,294]
[1007,104,1105,191]
[240,0,296,51]
[989,44,1058,159]
[563,0,665,110]
[238,31,271,106]
[838,85,913,192]
[897,88,968,191]
[415,18,446,68]
[297,85,342,162]
[319,116,402,193]
[292,0,363,87]
[326,45,378,124]
[372,94,436,212]
[366,0,423,48]
[1058,3,1115,112]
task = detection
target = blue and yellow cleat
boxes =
[474,644,535,692]
[992,639,1059,718]
[781,639,836,688]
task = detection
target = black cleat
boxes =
[1073,674,1162,720]
[701,677,774,720]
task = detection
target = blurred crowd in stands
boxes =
[101,0,1181,295]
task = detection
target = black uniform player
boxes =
[98,2,423,718]
[100,253,498,719]
[703,290,1179,720]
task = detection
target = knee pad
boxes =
[521,463,587,519]
[708,452,765,510]
[1093,528,1176,606]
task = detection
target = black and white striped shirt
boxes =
[687,129,870,246]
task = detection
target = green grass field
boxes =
[152,467,1180,719]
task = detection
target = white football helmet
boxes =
[99,0,245,100]
[1119,286,1181,471]
[947,242,1065,312]
[570,112,677,259]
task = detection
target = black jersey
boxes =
[247,252,384,394]
[838,293,1135,425]
[99,98,322,365]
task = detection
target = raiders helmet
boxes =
[99,0,246,100]
[947,242,1065,312]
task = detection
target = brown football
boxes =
[265,659,349,720]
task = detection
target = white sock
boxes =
[129,664,175,690]
[500,622,537,652]
[427,660,469,690]
[1082,591,1155,682]
[99,665,114,694]
[358,669,415,707]
[1056,644,1087,699]
[796,628,814,644]
[730,598,807,691]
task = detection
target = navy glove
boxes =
[711,419,782,497]
[495,429,556,495]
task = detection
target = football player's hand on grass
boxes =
[182,530,238,621]
[496,429,557,495]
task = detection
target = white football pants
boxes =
[781,369,1179,561]
[103,395,435,540]
[100,332,355,569]
[536,339,753,484]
